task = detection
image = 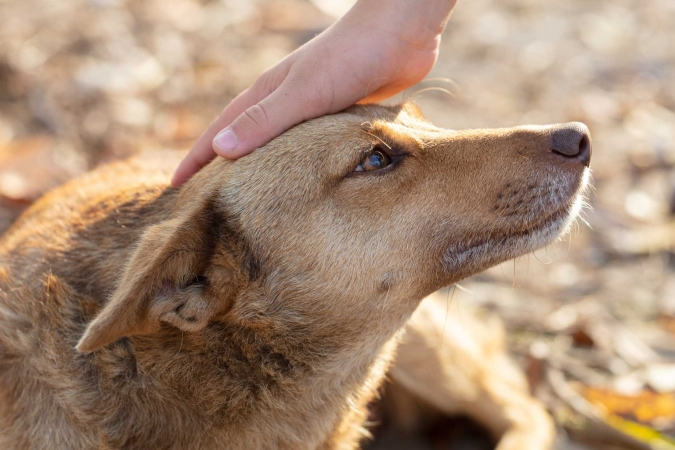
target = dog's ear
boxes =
[77,194,240,352]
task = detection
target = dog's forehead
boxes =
[221,102,444,191]
[340,103,443,142]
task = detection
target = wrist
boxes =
[347,0,454,50]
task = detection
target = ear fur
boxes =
[77,193,239,352]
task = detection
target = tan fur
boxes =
[385,291,555,450]
[0,104,589,449]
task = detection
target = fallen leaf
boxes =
[582,386,675,426]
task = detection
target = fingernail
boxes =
[213,129,238,155]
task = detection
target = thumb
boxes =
[212,86,322,159]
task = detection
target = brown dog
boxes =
[0,103,590,449]
[377,291,557,450]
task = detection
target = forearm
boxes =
[346,0,457,48]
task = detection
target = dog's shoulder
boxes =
[3,150,184,238]
[0,151,185,286]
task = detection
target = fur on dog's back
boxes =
[0,154,179,297]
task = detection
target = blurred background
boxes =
[1,0,674,448]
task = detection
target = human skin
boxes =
[172,0,458,186]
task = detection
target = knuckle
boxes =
[256,70,280,95]
[241,104,270,131]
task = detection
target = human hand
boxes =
[172,0,457,186]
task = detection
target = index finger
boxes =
[171,86,265,186]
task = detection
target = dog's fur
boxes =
[380,291,556,449]
[0,104,589,449]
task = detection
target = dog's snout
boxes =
[550,122,592,167]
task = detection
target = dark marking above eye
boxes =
[379,272,396,292]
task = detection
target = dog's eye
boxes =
[354,149,392,172]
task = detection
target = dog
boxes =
[371,291,557,450]
[0,103,590,449]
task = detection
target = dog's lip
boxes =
[447,205,570,257]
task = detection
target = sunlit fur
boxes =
[0,104,589,449]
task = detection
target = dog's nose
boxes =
[550,122,592,167]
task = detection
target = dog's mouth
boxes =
[443,194,584,270]
[444,168,591,269]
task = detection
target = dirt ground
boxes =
[1,0,675,449]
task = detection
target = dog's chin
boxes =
[442,184,588,277]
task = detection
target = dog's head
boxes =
[77,104,590,352]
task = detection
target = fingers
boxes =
[171,141,221,186]
[212,83,322,159]
[171,86,267,186]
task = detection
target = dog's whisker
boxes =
[419,77,460,87]
[410,86,456,101]
[525,252,530,280]
[440,284,457,349]
[454,283,473,294]
[532,247,553,265]
[363,76,388,98]
[360,129,392,149]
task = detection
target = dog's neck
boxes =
[124,285,404,447]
